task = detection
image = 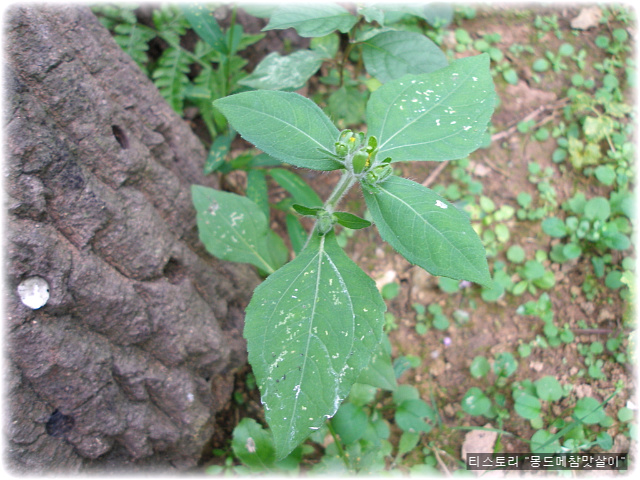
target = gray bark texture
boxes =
[4,4,259,473]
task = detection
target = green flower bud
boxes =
[338,129,353,142]
[317,211,335,236]
[361,164,394,194]
[335,142,349,157]
[367,135,378,151]
[352,151,368,174]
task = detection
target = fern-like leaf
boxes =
[152,5,190,45]
[152,47,192,114]
[114,23,156,74]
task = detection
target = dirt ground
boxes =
[200,4,635,472]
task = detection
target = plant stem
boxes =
[224,6,238,96]
[327,419,350,471]
[301,170,357,251]
[324,171,357,214]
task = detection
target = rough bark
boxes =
[4,5,259,473]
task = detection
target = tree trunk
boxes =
[5,5,259,473]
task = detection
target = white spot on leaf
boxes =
[246,437,256,453]
[436,200,448,209]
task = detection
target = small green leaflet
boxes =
[192,185,285,274]
[214,91,342,171]
[366,54,496,162]
[361,31,448,83]
[244,232,386,459]
[239,50,323,91]
[363,176,491,286]
[263,4,358,37]
[333,212,371,230]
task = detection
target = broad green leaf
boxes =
[361,31,448,83]
[541,217,568,238]
[331,403,368,444]
[326,85,367,127]
[356,339,397,391]
[470,356,490,379]
[348,383,377,407]
[246,169,270,221]
[366,54,496,162]
[363,176,491,286]
[393,384,420,404]
[534,376,563,402]
[562,243,582,260]
[584,196,611,222]
[269,168,323,207]
[285,213,307,255]
[266,230,289,272]
[192,185,277,274]
[514,392,541,420]
[574,397,606,425]
[231,418,276,470]
[594,165,616,185]
[396,399,435,433]
[493,352,518,377]
[181,4,226,53]
[244,232,386,459]
[397,431,421,457]
[214,91,342,171]
[263,4,358,37]
[603,232,631,250]
[462,387,491,416]
[530,429,561,454]
[310,33,340,59]
[239,50,323,91]
[358,5,385,26]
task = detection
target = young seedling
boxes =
[193,54,497,459]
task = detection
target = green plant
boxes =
[543,192,632,263]
[533,13,563,40]
[516,293,574,348]
[528,392,620,454]
[93,4,265,139]
[192,54,496,461]
[511,257,556,296]
[461,352,518,437]
[411,303,451,334]
[240,4,454,121]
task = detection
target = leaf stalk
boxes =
[303,170,357,250]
